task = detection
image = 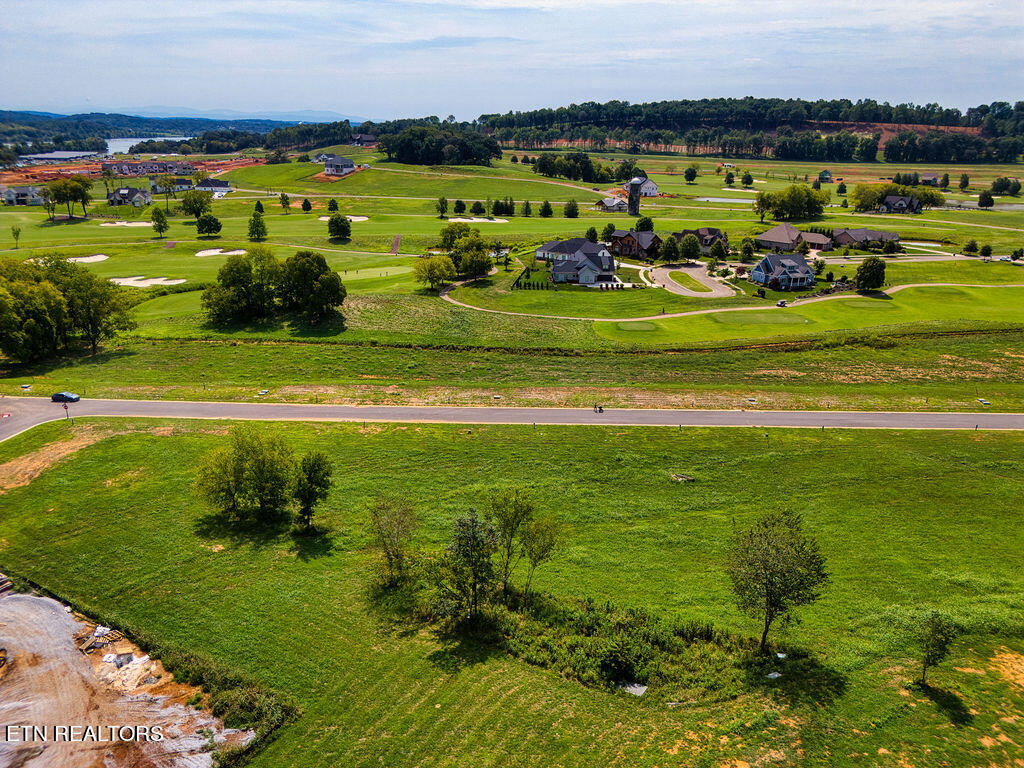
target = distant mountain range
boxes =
[130,106,369,124]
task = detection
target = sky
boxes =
[2,0,1022,121]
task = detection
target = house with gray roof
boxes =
[2,185,43,206]
[878,195,922,214]
[107,186,152,207]
[750,253,815,290]
[673,227,728,255]
[536,239,616,284]
[755,222,832,252]
[610,229,661,260]
[832,227,900,247]
[324,156,356,176]
[595,197,627,213]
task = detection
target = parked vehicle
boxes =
[50,392,80,403]
[776,300,788,307]
[999,256,1012,262]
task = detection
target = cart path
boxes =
[2,396,1024,443]
[440,281,1024,323]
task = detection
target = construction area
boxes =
[0,576,254,768]
[0,157,262,186]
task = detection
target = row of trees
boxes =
[378,125,501,166]
[0,255,135,361]
[753,185,830,221]
[883,130,1021,164]
[39,176,92,220]
[532,152,644,183]
[129,129,264,155]
[201,247,346,325]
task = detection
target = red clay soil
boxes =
[0,593,253,768]
[1,157,261,185]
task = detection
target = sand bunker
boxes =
[109,276,186,288]
[0,593,254,768]
[99,221,151,227]
[318,215,369,222]
[195,248,246,257]
[67,254,109,263]
[448,217,508,223]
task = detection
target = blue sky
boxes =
[2,0,1022,120]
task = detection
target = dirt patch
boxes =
[104,468,144,488]
[0,593,253,768]
[0,427,110,492]
[990,648,1024,689]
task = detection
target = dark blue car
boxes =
[51,392,80,403]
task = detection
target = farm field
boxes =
[1,418,1023,767]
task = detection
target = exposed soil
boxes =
[0,593,253,768]
[991,648,1024,689]
[0,427,109,492]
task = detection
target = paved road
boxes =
[2,397,1022,443]
[651,265,736,297]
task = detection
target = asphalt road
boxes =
[2,397,1023,443]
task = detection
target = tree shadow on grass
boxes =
[0,347,136,379]
[193,509,292,551]
[288,524,336,561]
[740,648,847,707]
[914,682,974,726]
[426,624,504,675]
[855,289,894,300]
[362,578,430,640]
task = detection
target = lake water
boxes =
[105,136,192,155]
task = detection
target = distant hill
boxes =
[131,106,369,124]
[0,110,297,144]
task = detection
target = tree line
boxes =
[202,247,346,325]
[377,125,502,166]
[0,254,135,361]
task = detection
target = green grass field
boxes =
[0,418,1022,767]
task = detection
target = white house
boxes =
[324,156,356,176]
[624,176,658,197]
[195,178,232,194]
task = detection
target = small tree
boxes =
[978,190,995,209]
[679,233,701,262]
[959,173,970,192]
[280,192,290,212]
[301,198,312,213]
[963,239,978,255]
[601,222,616,242]
[255,199,264,213]
[327,198,338,212]
[414,254,456,291]
[327,213,351,240]
[882,238,898,254]
[150,206,169,237]
[470,200,486,216]
[10,225,21,249]
[521,199,532,217]
[521,515,561,600]
[157,173,176,210]
[979,244,993,259]
[907,610,957,685]
[727,510,829,652]
[725,171,735,186]
[741,171,754,187]
[196,213,222,236]
[661,235,679,263]
[180,190,212,220]
[683,166,697,183]
[436,196,448,218]
[539,200,553,218]
[488,489,535,595]
[812,257,825,276]
[796,240,811,256]
[248,211,267,241]
[453,199,467,214]
[856,255,886,291]
[293,451,332,531]
[740,237,756,262]
[563,199,579,218]
[193,425,296,524]
[635,216,654,232]
[939,173,949,189]
[437,510,497,623]
[367,495,418,585]
[836,181,847,194]
[709,240,727,264]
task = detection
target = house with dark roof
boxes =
[609,229,661,260]
[920,172,940,186]
[750,253,815,290]
[107,187,152,207]
[1,185,43,206]
[818,169,833,183]
[536,239,616,284]
[325,156,356,176]
[755,222,832,252]
[595,197,627,213]
[878,195,922,214]
[672,227,728,255]
[148,176,193,193]
[195,178,232,194]
[832,228,900,247]
[351,133,377,147]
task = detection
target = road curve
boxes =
[2,397,1022,443]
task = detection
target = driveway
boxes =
[651,265,736,297]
